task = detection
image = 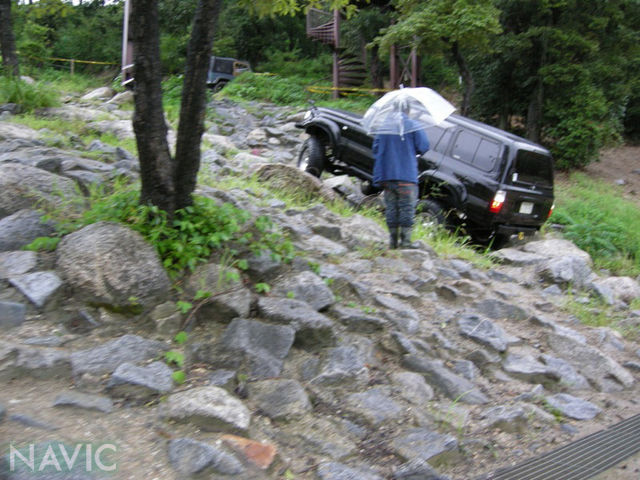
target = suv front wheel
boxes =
[415,199,448,228]
[297,136,326,177]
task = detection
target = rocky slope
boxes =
[0,87,639,480]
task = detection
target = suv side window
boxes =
[451,131,481,164]
[474,138,501,171]
[432,127,453,154]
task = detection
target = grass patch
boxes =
[561,292,638,340]
[0,76,60,112]
[551,172,640,277]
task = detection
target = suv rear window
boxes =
[512,150,553,187]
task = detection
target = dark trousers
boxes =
[383,181,418,228]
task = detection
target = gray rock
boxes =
[278,415,359,460]
[331,304,386,332]
[316,461,385,480]
[107,361,174,399]
[297,234,349,256]
[8,413,59,431]
[53,391,114,413]
[390,371,435,404]
[547,332,634,391]
[540,354,591,390]
[402,355,489,404]
[168,438,244,475]
[70,334,168,377]
[344,387,403,426]
[393,458,447,480]
[481,405,528,433]
[257,296,335,348]
[536,255,594,289]
[249,378,311,420]
[392,428,458,465]
[10,345,71,380]
[0,301,25,328]
[185,263,252,323]
[272,270,334,311]
[502,353,560,385]
[545,393,602,420]
[472,298,530,321]
[490,248,547,266]
[375,295,420,334]
[592,276,640,304]
[0,164,77,218]
[160,386,251,433]
[0,250,38,278]
[310,345,369,386]
[0,209,55,251]
[457,314,520,352]
[56,222,171,309]
[8,271,62,308]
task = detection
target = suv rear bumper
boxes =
[496,224,540,237]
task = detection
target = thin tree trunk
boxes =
[130,0,176,214]
[0,0,20,77]
[526,31,548,143]
[174,0,221,210]
[451,40,473,116]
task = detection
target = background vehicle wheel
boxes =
[297,136,326,177]
[212,81,227,92]
[415,199,447,228]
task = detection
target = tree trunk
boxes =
[0,0,20,77]
[526,32,548,143]
[451,40,473,116]
[174,0,221,210]
[131,0,176,214]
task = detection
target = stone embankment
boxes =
[1,87,639,480]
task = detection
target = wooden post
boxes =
[332,8,340,99]
[411,47,419,87]
[390,44,397,89]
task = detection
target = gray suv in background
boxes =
[296,105,555,248]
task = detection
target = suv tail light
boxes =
[547,203,555,219]
[489,190,506,213]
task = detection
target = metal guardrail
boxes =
[477,414,640,480]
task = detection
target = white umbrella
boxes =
[362,87,456,136]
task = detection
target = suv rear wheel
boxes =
[297,136,326,177]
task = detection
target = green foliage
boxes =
[23,236,60,252]
[175,301,193,315]
[254,282,271,294]
[174,331,188,345]
[544,82,619,169]
[551,173,640,276]
[164,350,184,368]
[40,181,293,279]
[171,370,187,384]
[0,77,59,111]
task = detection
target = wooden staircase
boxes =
[306,8,367,90]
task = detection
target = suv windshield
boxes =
[512,150,553,187]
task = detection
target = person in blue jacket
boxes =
[372,116,430,249]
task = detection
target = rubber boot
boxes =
[389,227,399,249]
[399,227,418,249]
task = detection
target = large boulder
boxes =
[0,163,78,219]
[56,221,171,309]
[0,209,56,251]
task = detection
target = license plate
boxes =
[519,202,534,214]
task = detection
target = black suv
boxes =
[295,104,554,247]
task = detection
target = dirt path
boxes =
[581,145,640,206]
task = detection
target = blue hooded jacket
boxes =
[372,124,430,187]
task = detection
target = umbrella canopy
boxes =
[362,87,456,136]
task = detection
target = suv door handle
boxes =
[342,126,348,131]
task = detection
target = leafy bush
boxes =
[0,77,59,111]
[551,173,640,276]
[37,182,294,279]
